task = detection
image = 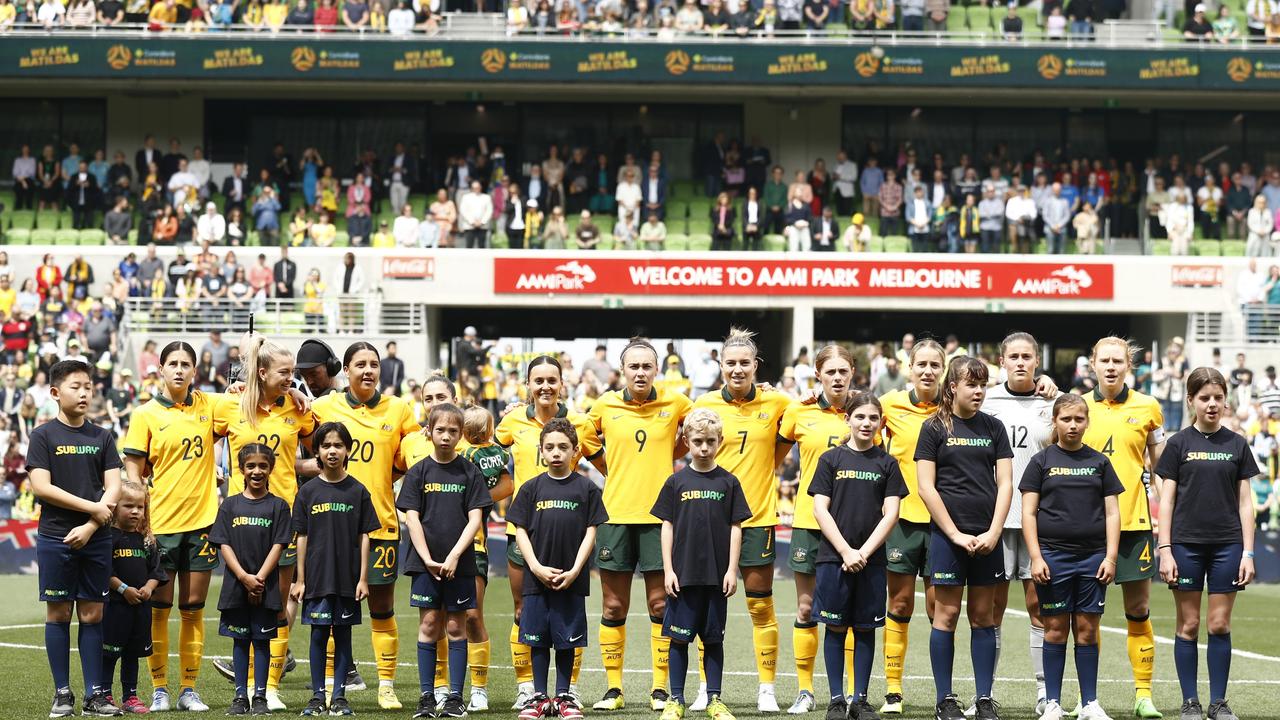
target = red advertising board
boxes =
[493,257,1114,299]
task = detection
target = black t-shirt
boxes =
[26,418,123,539]
[109,528,167,605]
[650,466,752,586]
[395,456,494,577]
[808,445,909,565]
[1020,445,1124,554]
[210,493,293,611]
[505,472,608,596]
[914,411,1014,535]
[292,475,379,600]
[1155,427,1259,544]
[98,0,122,18]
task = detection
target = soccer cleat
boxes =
[467,688,489,713]
[690,684,710,712]
[594,688,626,711]
[1206,701,1237,720]
[936,695,966,720]
[50,689,76,718]
[150,689,171,713]
[1180,700,1204,720]
[518,693,555,720]
[435,686,450,705]
[881,694,905,716]
[213,659,237,683]
[512,683,536,711]
[178,689,211,712]
[1080,701,1115,720]
[556,694,585,720]
[661,698,686,720]
[652,689,671,711]
[250,695,270,716]
[1041,701,1067,720]
[121,696,149,715]
[85,691,125,717]
[758,684,781,713]
[413,692,438,719]
[440,693,469,718]
[300,697,328,717]
[1037,694,1049,717]
[567,687,584,710]
[788,691,816,715]
[851,699,882,720]
[706,695,736,720]
[975,697,1001,720]
[265,690,287,712]
[344,669,366,693]
[1136,698,1164,720]
[228,697,252,716]
[824,697,848,720]
[327,697,353,716]
[377,685,402,710]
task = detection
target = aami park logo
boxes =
[291,46,317,72]
[854,51,881,78]
[1227,56,1252,82]
[665,50,691,75]
[106,44,132,70]
[481,48,506,73]
[1037,53,1064,80]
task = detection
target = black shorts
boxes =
[104,601,153,658]
[37,532,111,602]
[662,585,728,644]
[812,562,888,630]
[410,572,477,611]
[1036,549,1108,615]
[519,592,587,650]
[301,595,362,626]
[929,530,1007,587]
[220,606,282,640]
[1170,542,1244,594]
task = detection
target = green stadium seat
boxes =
[987,6,1004,31]
[883,235,910,253]
[665,234,689,251]
[965,5,989,31]
[409,195,428,217]
[55,229,79,245]
[5,229,30,245]
[8,210,34,231]
[127,230,139,244]
[1191,239,1223,256]
[1017,6,1041,32]
[78,229,106,246]
[763,234,787,252]
[946,8,968,31]
[31,229,55,245]
[1150,239,1172,256]
[277,312,307,333]
[596,236,615,251]
[332,232,350,247]
[1222,239,1246,256]
[35,212,59,230]
[57,211,73,229]
[688,234,712,252]
[489,233,509,249]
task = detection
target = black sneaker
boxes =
[974,697,1001,720]
[440,693,468,718]
[936,695,965,720]
[825,696,848,720]
[1182,700,1206,720]
[300,696,328,717]
[214,658,237,683]
[251,695,271,715]
[50,688,76,718]
[851,698,882,720]
[1207,701,1238,720]
[84,691,124,717]
[328,697,353,716]
[345,668,366,692]
[285,649,297,676]
[228,696,252,716]
[414,692,439,719]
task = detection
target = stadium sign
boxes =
[493,257,1113,299]
[381,256,435,279]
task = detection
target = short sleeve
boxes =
[1147,401,1165,444]
[807,452,834,498]
[296,407,316,438]
[673,393,693,422]
[650,477,675,522]
[292,490,310,535]
[100,432,123,471]
[1154,434,1180,482]
[494,415,515,449]
[1100,457,1125,496]
[147,541,169,585]
[778,404,799,444]
[211,394,233,437]
[729,478,753,524]
[991,415,1014,461]
[505,479,533,529]
[1238,438,1262,480]
[271,499,293,547]
[122,407,151,458]
[25,428,49,471]
[208,503,232,546]
[587,397,605,435]
[1018,454,1045,494]
[883,456,909,498]
[358,486,380,535]
[465,465,495,512]
[913,420,942,462]
[586,481,609,527]
[395,465,424,514]
[576,416,604,460]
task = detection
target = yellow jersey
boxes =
[778,394,850,530]
[589,386,693,524]
[495,403,602,534]
[692,386,791,528]
[400,432,471,469]
[212,393,315,507]
[312,390,421,541]
[122,390,219,535]
[880,389,938,524]
[1083,385,1164,532]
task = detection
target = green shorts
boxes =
[595,523,664,573]
[155,527,220,573]
[1115,530,1157,584]
[367,538,399,586]
[475,550,489,583]
[280,535,297,568]
[788,528,822,575]
[507,534,525,569]
[886,521,931,578]
[740,526,776,568]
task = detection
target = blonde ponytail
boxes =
[239,333,291,429]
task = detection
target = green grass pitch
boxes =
[5,573,1280,718]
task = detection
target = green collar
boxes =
[526,402,569,421]
[155,390,193,409]
[623,386,658,403]
[721,384,757,404]
[1093,384,1130,404]
[345,389,382,408]
[908,389,937,407]
[817,392,840,410]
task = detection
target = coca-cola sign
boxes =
[1170,264,1223,287]
[382,256,435,279]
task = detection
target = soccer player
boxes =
[589,339,693,713]
[103,480,168,716]
[209,444,292,716]
[1021,394,1123,720]
[692,327,792,713]
[397,403,493,719]
[915,357,1013,720]
[1155,368,1258,720]
[1083,337,1166,720]
[291,422,379,718]
[810,392,907,720]
[507,418,609,720]
[778,344,859,713]
[652,408,751,720]
[29,359,123,718]
[496,356,606,709]
[123,341,221,713]
[310,341,422,710]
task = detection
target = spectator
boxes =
[741,186,763,251]
[674,0,703,31]
[302,268,326,332]
[905,184,932,252]
[710,192,737,251]
[831,150,857,217]
[1196,175,1224,240]
[1042,182,1071,254]
[1073,201,1101,254]
[1184,2,1213,38]
[924,0,946,29]
[1152,339,1189,431]
[777,0,801,28]
[802,0,827,30]
[66,161,97,230]
[1245,0,1270,36]
[313,0,337,27]
[371,219,395,247]
[152,205,179,245]
[783,195,811,252]
[225,208,247,246]
[1002,2,1021,37]
[101,197,132,245]
[1247,195,1273,256]
[574,209,600,249]
[195,201,226,243]
[543,206,569,250]
[346,171,373,245]
[288,207,311,246]
[875,167,901,236]
[642,164,666,221]
[252,186,282,244]
[615,168,641,225]
[459,180,493,248]
[1162,190,1194,255]
[273,243,297,297]
[428,188,457,248]
[11,145,35,211]
[812,205,839,251]
[1065,0,1093,36]
[1215,4,1241,40]
[1045,4,1066,36]
[639,212,667,251]
[1226,173,1252,240]
[37,0,65,27]
[342,0,368,27]
[309,210,336,247]
[393,202,420,248]
[898,0,923,28]
[957,193,980,253]
[333,251,364,332]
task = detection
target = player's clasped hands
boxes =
[88,500,115,527]
[64,522,98,549]
[972,530,1000,557]
[840,547,867,573]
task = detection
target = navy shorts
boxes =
[301,595,362,626]
[1035,549,1108,615]
[1170,543,1243,594]
[519,592,588,650]
[220,606,283,640]
[662,585,728,644]
[104,601,153,658]
[37,532,112,602]
[409,572,477,611]
[812,562,888,630]
[929,530,1007,587]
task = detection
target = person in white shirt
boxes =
[392,202,420,248]
[1195,175,1224,241]
[195,202,226,243]
[1005,185,1038,254]
[1160,190,1194,255]
[388,0,416,34]
[387,143,412,213]
[1238,258,1268,336]
[458,180,494,248]
[1247,195,1273,257]
[37,0,65,27]
[615,168,642,224]
[167,158,199,209]
[832,149,858,216]
[188,146,212,201]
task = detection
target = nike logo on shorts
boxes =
[102,590,111,597]
[341,611,354,619]
[261,627,274,634]
[455,599,468,605]
[874,614,887,622]
[569,635,583,642]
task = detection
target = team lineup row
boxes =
[24,329,1259,720]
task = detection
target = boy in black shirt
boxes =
[28,359,124,718]
[1021,394,1123,720]
[810,393,908,720]
[396,404,493,719]
[507,418,608,720]
[291,423,379,718]
[210,444,292,716]
[650,408,752,720]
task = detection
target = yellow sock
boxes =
[793,621,819,694]
[435,637,449,688]
[845,629,855,697]
[178,607,205,689]
[149,606,171,689]
[469,639,490,689]
[883,614,909,695]
[326,636,335,687]
[572,646,583,685]
[650,616,670,693]
[511,623,532,684]
[1127,615,1155,699]
[599,620,627,691]
[745,593,779,684]
[370,615,399,684]
[267,624,290,690]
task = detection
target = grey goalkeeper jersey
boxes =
[982,383,1055,529]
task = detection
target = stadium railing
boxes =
[121,294,428,336]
